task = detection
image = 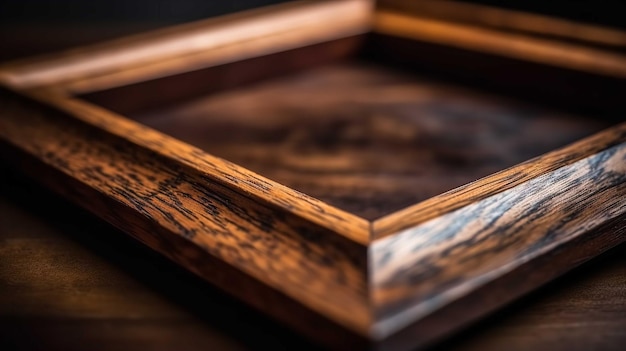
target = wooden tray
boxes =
[1,1,624,350]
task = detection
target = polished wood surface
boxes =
[373,147,626,348]
[373,7,626,78]
[106,62,611,220]
[0,169,322,351]
[1,170,624,351]
[1,1,625,349]
[0,86,370,348]
[0,0,373,92]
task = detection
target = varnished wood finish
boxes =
[89,62,612,220]
[373,10,626,78]
[0,87,370,346]
[374,214,626,351]
[0,0,373,92]
[0,168,326,351]
[372,143,626,339]
[1,1,625,350]
[2,170,624,351]
[374,123,626,237]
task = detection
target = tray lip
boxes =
[1,0,625,349]
[0,0,375,94]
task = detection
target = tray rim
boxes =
[1,1,625,350]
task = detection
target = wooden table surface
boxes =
[1,23,625,351]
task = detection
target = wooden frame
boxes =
[0,0,624,350]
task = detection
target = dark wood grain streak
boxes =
[1,1,625,349]
[374,122,626,237]
[34,89,371,244]
[88,62,611,220]
[375,216,626,351]
[371,142,626,342]
[0,87,370,346]
[2,165,623,351]
[0,166,327,351]
[0,150,368,351]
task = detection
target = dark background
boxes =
[0,0,289,23]
[462,0,626,29]
[1,0,625,61]
[0,0,624,26]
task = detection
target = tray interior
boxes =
[81,38,615,220]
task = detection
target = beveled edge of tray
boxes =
[1,1,625,350]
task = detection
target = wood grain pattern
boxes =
[371,143,626,343]
[374,122,626,237]
[2,77,625,346]
[2,169,624,351]
[0,0,373,92]
[34,88,371,244]
[91,62,612,220]
[0,87,370,347]
[435,241,626,351]
[1,1,625,350]
[373,10,626,78]
[0,167,325,351]
[373,214,626,351]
